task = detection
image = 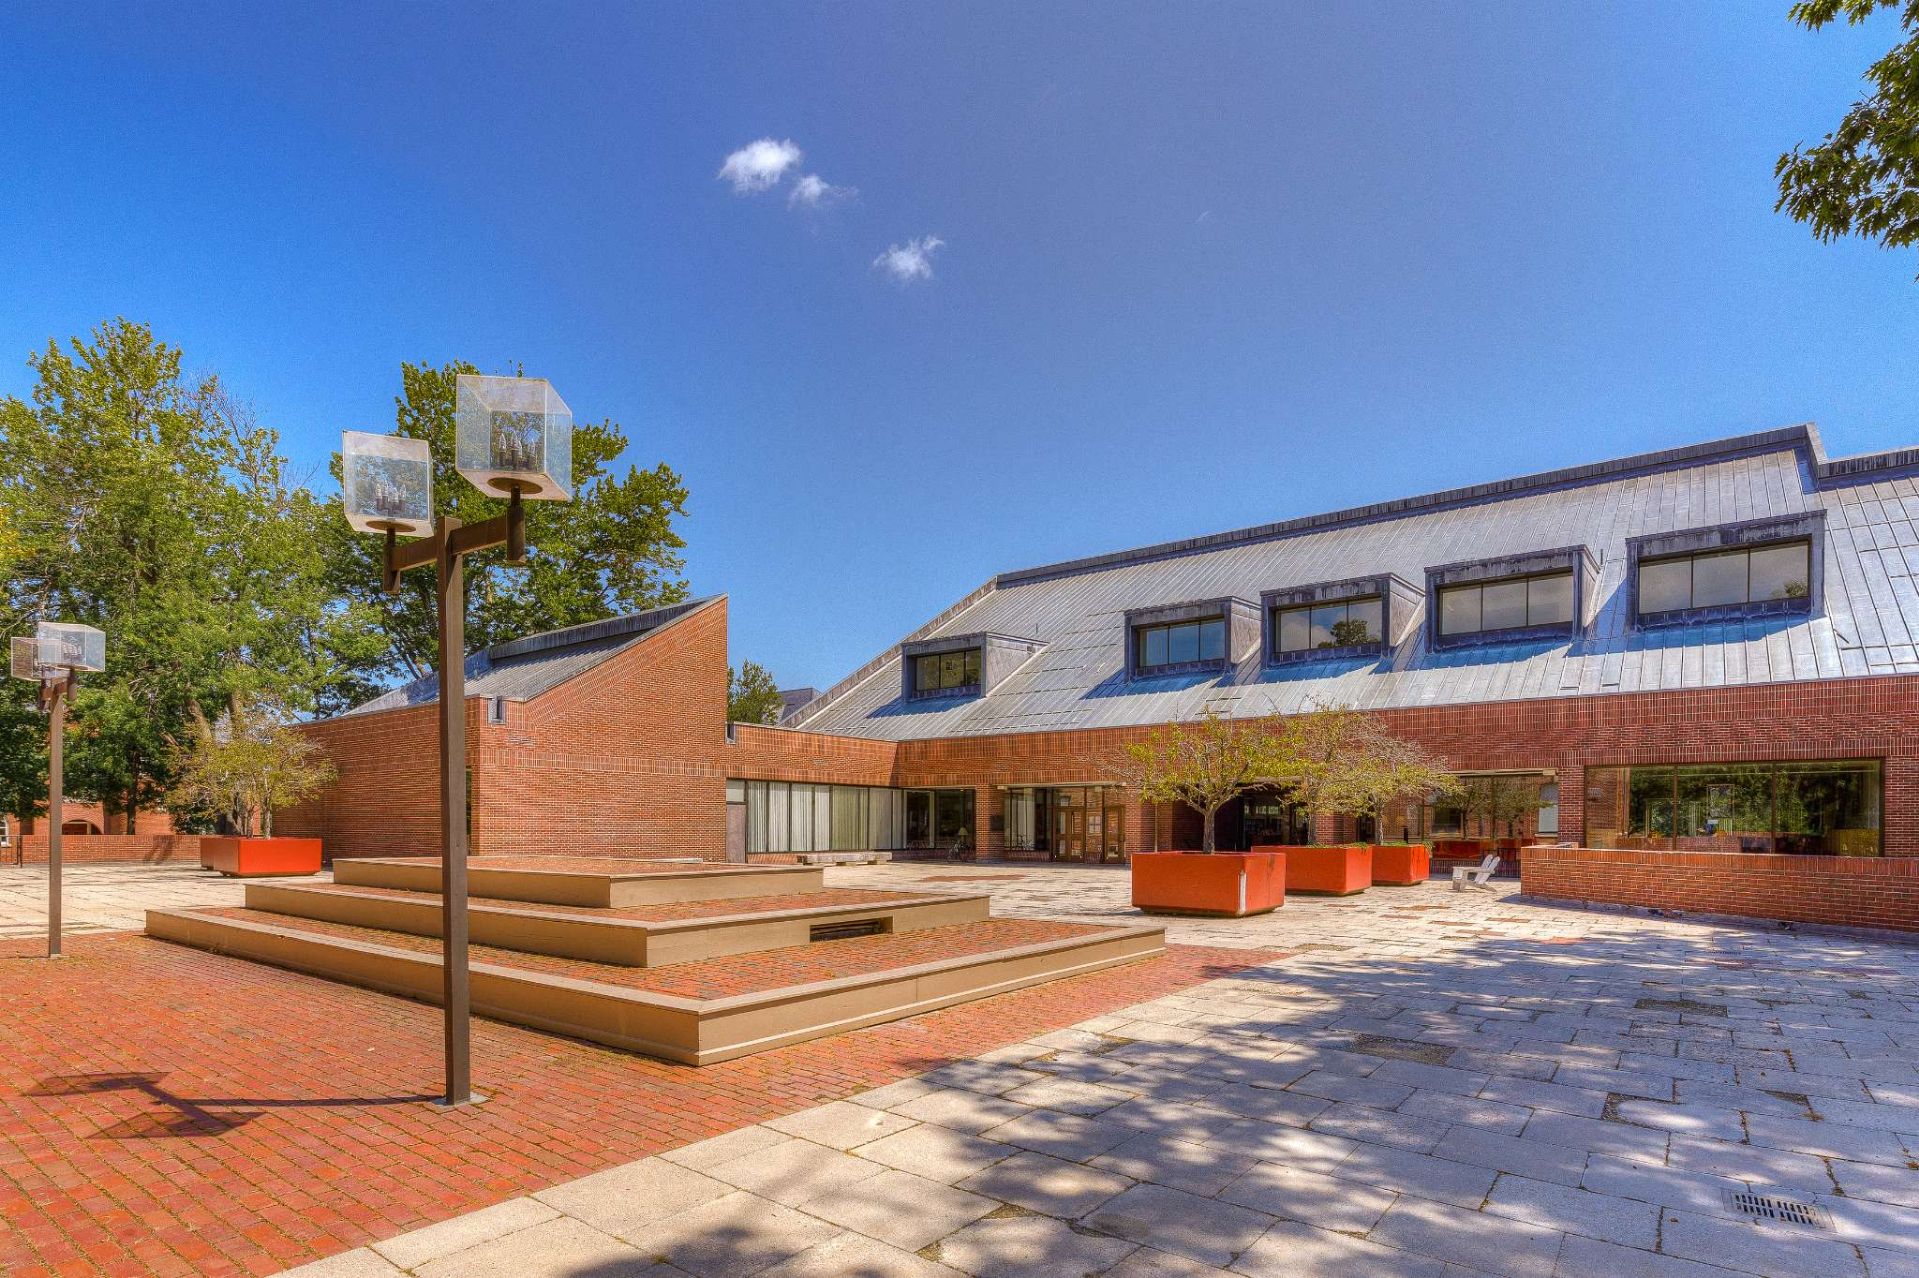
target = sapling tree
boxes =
[170,697,336,837]
[1117,709,1287,854]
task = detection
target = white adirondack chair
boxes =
[1451,854,1502,891]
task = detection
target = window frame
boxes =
[1131,614,1228,677]
[907,645,983,698]
[1434,569,1577,640]
[1269,594,1385,658]
[1633,538,1814,623]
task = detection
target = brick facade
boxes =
[8,834,202,866]
[286,595,1919,875]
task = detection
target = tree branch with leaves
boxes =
[1116,710,1287,854]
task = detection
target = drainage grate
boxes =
[1634,997,1728,1017]
[809,918,886,942]
[1351,1034,1456,1066]
[1726,1191,1831,1230]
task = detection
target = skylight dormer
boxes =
[1425,546,1597,649]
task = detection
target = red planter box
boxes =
[200,837,323,878]
[1370,843,1430,886]
[1131,851,1285,917]
[1257,844,1372,896]
[1431,838,1488,861]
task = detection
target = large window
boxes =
[1273,596,1383,655]
[911,648,982,696]
[742,781,907,854]
[1637,540,1811,617]
[1585,760,1882,855]
[1135,615,1226,673]
[1437,571,1574,638]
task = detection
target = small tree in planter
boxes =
[171,698,335,838]
[1117,709,1286,854]
[1351,735,1461,841]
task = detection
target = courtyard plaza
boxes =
[0,862,1914,1278]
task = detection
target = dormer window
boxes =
[1136,615,1225,672]
[1425,547,1595,650]
[1123,598,1254,679]
[1628,513,1823,628]
[899,632,1045,702]
[1437,571,1574,639]
[910,647,981,697]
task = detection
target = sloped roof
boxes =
[788,425,1919,742]
[338,597,718,717]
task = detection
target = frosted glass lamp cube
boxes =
[454,374,573,500]
[35,622,105,673]
[342,432,435,535]
[10,636,54,681]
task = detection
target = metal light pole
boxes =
[342,376,573,1109]
[11,623,107,961]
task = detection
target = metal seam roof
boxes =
[788,429,1919,742]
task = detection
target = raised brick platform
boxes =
[243,880,990,966]
[148,856,1163,1065]
[333,855,824,907]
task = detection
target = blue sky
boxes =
[3,3,1917,693]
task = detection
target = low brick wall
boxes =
[1521,845,1919,933]
[8,835,203,866]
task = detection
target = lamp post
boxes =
[342,375,574,1108]
[9,622,107,959]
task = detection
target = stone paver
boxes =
[0,861,254,936]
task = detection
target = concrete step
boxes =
[145,907,1166,1066]
[332,856,824,908]
[243,881,992,967]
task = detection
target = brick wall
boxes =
[277,702,444,861]
[9,834,202,866]
[896,675,1919,859]
[1522,844,1919,933]
[289,591,1919,882]
[289,599,909,864]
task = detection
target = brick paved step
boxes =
[332,856,825,908]
[144,908,1166,1065]
[242,881,992,966]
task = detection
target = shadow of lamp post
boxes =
[340,374,573,1108]
[9,621,107,959]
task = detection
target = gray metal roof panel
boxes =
[337,596,719,718]
[792,433,1919,741]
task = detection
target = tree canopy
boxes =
[0,325,694,825]
[321,360,690,702]
[728,660,785,725]
[1775,0,1919,267]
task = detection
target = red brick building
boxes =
[286,426,1919,911]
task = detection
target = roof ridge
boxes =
[995,425,1823,588]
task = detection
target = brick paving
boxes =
[0,925,1259,1277]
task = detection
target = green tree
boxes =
[0,319,356,825]
[1775,1,1919,266]
[1267,703,1459,843]
[728,660,785,725]
[324,361,690,696]
[1117,710,1288,854]
[169,696,336,837]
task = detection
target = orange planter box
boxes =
[200,837,323,878]
[1370,843,1430,886]
[1431,838,1488,861]
[1257,844,1371,896]
[1131,851,1285,917]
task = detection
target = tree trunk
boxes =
[1202,804,1217,854]
[125,759,141,834]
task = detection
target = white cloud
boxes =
[872,235,944,284]
[788,173,855,209]
[717,138,803,195]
